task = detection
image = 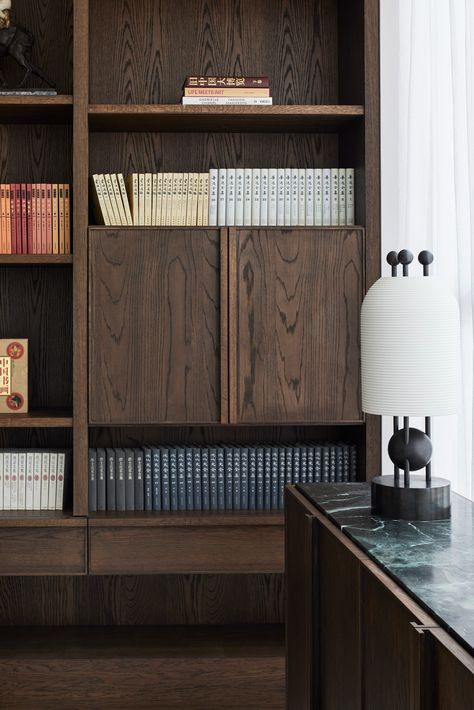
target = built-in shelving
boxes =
[0,95,73,123]
[0,255,73,265]
[0,409,73,428]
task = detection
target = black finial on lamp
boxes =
[398,249,414,276]
[387,251,399,277]
[418,250,434,276]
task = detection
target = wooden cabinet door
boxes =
[89,229,224,424]
[230,229,364,423]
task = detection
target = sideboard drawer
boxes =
[0,523,87,575]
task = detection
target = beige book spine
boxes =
[117,173,133,225]
[151,173,158,226]
[58,184,65,254]
[144,173,152,226]
[177,173,185,226]
[165,173,173,225]
[64,184,71,254]
[91,175,107,226]
[201,173,209,227]
[197,173,204,226]
[156,174,163,226]
[170,173,179,225]
[192,173,200,226]
[138,173,145,225]
[111,174,127,225]
[181,173,189,227]
[98,174,114,226]
[126,174,139,225]
[104,173,120,225]
[52,184,59,254]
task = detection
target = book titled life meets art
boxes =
[0,339,28,414]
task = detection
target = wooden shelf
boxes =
[0,254,72,265]
[88,104,364,133]
[88,511,284,527]
[88,226,365,235]
[0,510,83,527]
[0,409,73,428]
[0,95,73,123]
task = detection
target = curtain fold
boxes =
[380,0,474,498]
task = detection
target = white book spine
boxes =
[298,168,306,226]
[56,453,66,511]
[209,169,218,226]
[48,453,58,510]
[145,173,153,226]
[338,168,346,226]
[111,174,127,225]
[218,169,227,227]
[260,168,269,226]
[346,168,355,225]
[26,452,34,510]
[156,173,163,226]
[251,169,261,226]
[33,451,41,511]
[0,452,3,510]
[202,173,209,226]
[3,452,10,511]
[330,168,339,226]
[118,173,133,225]
[104,173,120,225]
[291,169,299,226]
[182,172,189,227]
[196,173,204,227]
[41,452,49,511]
[235,169,244,226]
[268,169,278,226]
[98,174,113,226]
[226,168,236,226]
[305,169,314,226]
[277,169,285,226]
[243,169,252,226]
[152,173,158,226]
[182,97,273,105]
[18,452,26,510]
[322,169,331,226]
[314,169,323,226]
[138,173,145,225]
[10,452,18,510]
[284,169,292,226]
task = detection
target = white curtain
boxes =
[380,0,474,498]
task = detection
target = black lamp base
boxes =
[371,475,451,521]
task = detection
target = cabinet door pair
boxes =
[89,228,363,425]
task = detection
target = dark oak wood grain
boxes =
[426,627,474,710]
[0,409,72,427]
[89,229,222,424]
[0,255,73,264]
[0,525,86,575]
[0,125,72,184]
[0,96,73,124]
[231,229,364,423]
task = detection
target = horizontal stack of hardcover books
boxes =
[0,449,70,511]
[181,76,272,106]
[0,184,71,254]
[91,168,355,227]
[88,442,358,513]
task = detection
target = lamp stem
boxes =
[403,417,410,487]
[425,416,432,485]
[393,416,400,485]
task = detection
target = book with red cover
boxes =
[40,183,47,254]
[26,184,33,253]
[184,76,270,88]
[10,184,18,255]
[31,185,37,254]
[52,184,59,254]
[58,184,65,254]
[64,184,70,254]
[0,185,5,253]
[21,183,27,254]
[46,184,52,254]
[5,185,11,254]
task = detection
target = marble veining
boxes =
[297,482,474,655]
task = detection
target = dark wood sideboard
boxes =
[286,485,474,710]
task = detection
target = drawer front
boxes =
[0,527,86,575]
[89,524,284,574]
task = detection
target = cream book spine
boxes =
[181,172,189,227]
[338,168,346,226]
[176,172,185,226]
[56,452,66,511]
[330,168,339,226]
[284,168,292,226]
[3,452,10,511]
[322,169,331,226]
[48,452,58,510]
[314,169,323,226]
[268,168,277,226]
[138,173,145,225]
[191,173,200,226]
[260,168,268,226]
[346,168,355,225]
[165,173,174,226]
[290,168,299,226]
[145,172,153,225]
[41,452,49,511]
[99,174,114,225]
[105,173,120,225]
[152,173,158,226]
[235,168,244,226]
[243,168,252,226]
[18,451,26,510]
[26,451,34,510]
[111,174,128,225]
[225,168,236,226]
[10,452,18,510]
[202,172,210,226]
[126,174,139,226]
[118,173,133,225]
[156,173,163,226]
[298,168,306,226]
[171,173,179,226]
[197,172,205,226]
[251,168,261,226]
[305,168,314,226]
[277,169,285,226]
[0,452,3,510]
[218,168,227,227]
[33,451,41,511]
[185,172,193,226]
[92,174,111,226]
[209,168,218,226]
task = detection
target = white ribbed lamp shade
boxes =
[361,276,460,416]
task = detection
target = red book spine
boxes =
[41,183,47,254]
[26,184,33,254]
[31,185,36,254]
[15,185,22,254]
[46,184,52,254]
[10,184,17,255]
[21,183,27,254]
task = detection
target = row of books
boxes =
[0,450,70,511]
[88,443,358,513]
[182,75,273,106]
[0,184,71,254]
[91,168,355,228]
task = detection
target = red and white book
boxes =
[26,451,34,510]
[33,451,42,510]
[48,452,57,510]
[40,451,49,510]
[18,451,26,510]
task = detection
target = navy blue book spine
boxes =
[342,445,350,482]
[88,449,97,513]
[106,448,116,511]
[232,447,241,510]
[248,447,256,511]
[209,448,218,511]
[278,447,286,510]
[336,446,343,482]
[185,446,194,510]
[116,449,126,511]
[299,446,308,484]
[256,447,265,510]
[350,446,357,481]
[314,445,322,483]
[96,448,106,512]
[284,447,293,507]
[306,446,314,483]
[328,445,336,482]
[321,446,330,483]
[169,448,178,511]
[224,447,233,510]
[192,447,202,510]
[124,448,135,511]
[151,447,161,511]
[143,447,153,511]
[176,447,186,510]
[161,448,171,511]
[270,447,279,511]
[240,447,249,510]
[134,449,145,510]
[216,447,225,510]
[201,448,210,511]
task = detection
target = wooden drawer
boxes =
[0,518,87,575]
[88,515,284,574]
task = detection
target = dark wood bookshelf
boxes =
[0,0,380,705]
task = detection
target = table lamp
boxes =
[361,249,460,520]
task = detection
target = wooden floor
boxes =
[0,624,285,709]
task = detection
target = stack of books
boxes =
[88,442,358,513]
[0,449,70,511]
[91,168,355,227]
[181,76,272,106]
[0,183,71,254]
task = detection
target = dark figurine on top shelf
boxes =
[0,0,56,93]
